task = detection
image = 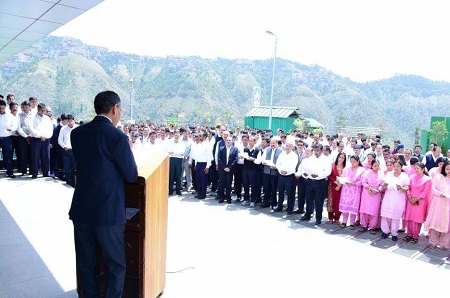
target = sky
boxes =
[52,0,450,83]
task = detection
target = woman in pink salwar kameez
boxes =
[359,160,384,233]
[362,153,375,170]
[380,161,409,241]
[399,156,420,233]
[404,163,432,244]
[339,155,365,230]
[424,161,450,250]
[383,159,394,175]
[403,156,420,177]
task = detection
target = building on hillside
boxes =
[302,117,324,132]
[244,106,301,132]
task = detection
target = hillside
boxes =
[2,36,450,146]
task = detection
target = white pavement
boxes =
[1,176,450,298]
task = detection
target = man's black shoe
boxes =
[300,216,311,221]
[176,192,182,195]
[226,198,232,204]
[218,198,224,203]
[8,174,16,178]
[293,209,305,214]
[259,203,270,208]
[31,175,37,179]
[286,210,293,215]
[315,220,322,225]
[272,207,283,212]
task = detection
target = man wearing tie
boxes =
[217,136,238,203]
[259,138,283,208]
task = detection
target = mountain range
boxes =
[1,36,450,147]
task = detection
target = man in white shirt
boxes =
[168,132,186,195]
[5,94,15,114]
[193,131,212,200]
[58,114,78,187]
[375,144,387,171]
[8,102,21,173]
[29,96,38,115]
[299,144,332,224]
[140,126,150,146]
[423,146,443,171]
[233,134,246,201]
[0,99,17,178]
[273,141,298,214]
[27,103,53,178]
[188,133,200,193]
[293,139,308,214]
[330,140,345,163]
[180,128,192,192]
[16,101,32,175]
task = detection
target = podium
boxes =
[77,151,169,298]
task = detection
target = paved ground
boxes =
[1,172,450,297]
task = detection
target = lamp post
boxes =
[266,30,277,132]
[130,58,139,122]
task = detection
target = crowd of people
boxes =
[122,121,450,250]
[2,92,450,250]
[0,94,77,186]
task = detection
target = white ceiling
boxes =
[0,0,104,64]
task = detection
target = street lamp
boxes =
[265,30,277,132]
[130,58,139,122]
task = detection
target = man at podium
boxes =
[69,91,138,297]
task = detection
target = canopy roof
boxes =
[0,0,104,65]
[246,106,301,119]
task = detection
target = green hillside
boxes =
[2,36,450,146]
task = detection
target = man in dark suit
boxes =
[50,113,66,179]
[217,136,238,203]
[260,138,283,208]
[69,91,138,298]
[424,146,442,171]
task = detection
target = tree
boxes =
[293,117,303,129]
[302,119,313,133]
[335,116,346,132]
[428,120,448,150]
[414,127,421,145]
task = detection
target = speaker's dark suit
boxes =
[69,115,138,298]
[217,145,238,200]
